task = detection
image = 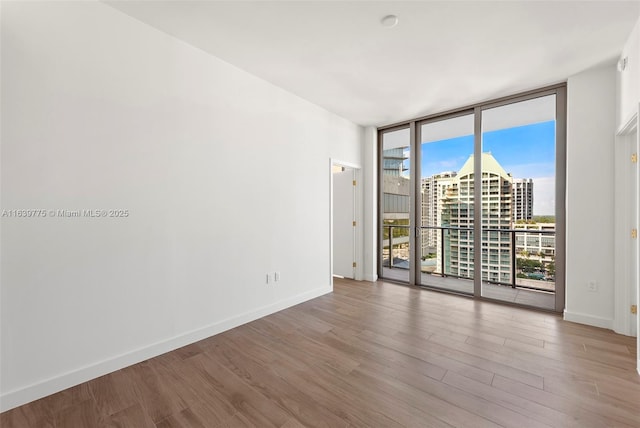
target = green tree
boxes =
[532,215,555,223]
[547,262,556,277]
[517,258,542,271]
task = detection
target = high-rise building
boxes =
[382,147,407,178]
[512,178,534,221]
[439,153,513,283]
[382,147,411,267]
[382,147,410,222]
[421,172,456,253]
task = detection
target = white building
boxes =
[514,222,556,264]
[421,172,456,254]
[512,178,534,221]
[440,153,513,283]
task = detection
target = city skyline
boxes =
[419,120,555,215]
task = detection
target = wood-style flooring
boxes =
[2,278,639,427]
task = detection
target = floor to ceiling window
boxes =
[480,94,559,309]
[378,86,566,311]
[418,113,475,294]
[380,126,412,282]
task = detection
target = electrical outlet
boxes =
[274,272,280,282]
[266,273,271,284]
[587,280,598,292]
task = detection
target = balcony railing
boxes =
[382,225,411,269]
[383,225,555,292]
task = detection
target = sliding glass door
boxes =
[418,113,475,294]
[480,94,559,309]
[378,86,565,311]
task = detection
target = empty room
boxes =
[1,1,639,427]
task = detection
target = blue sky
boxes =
[419,120,556,215]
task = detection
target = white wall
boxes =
[565,64,617,328]
[363,127,378,282]
[617,19,640,131]
[0,1,362,410]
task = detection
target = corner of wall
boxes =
[565,63,617,329]
[563,309,613,330]
[363,126,378,283]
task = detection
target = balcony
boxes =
[382,225,556,309]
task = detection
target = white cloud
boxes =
[532,176,555,216]
[504,162,555,179]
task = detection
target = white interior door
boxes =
[630,128,638,339]
[333,167,355,279]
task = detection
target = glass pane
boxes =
[381,128,411,282]
[419,114,474,294]
[480,95,556,309]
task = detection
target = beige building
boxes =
[439,153,513,283]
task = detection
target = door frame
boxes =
[613,110,639,340]
[329,158,363,287]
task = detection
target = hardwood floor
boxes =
[2,278,639,427]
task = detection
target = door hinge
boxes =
[352,180,357,186]
[632,305,638,315]
[632,228,638,239]
[632,153,638,163]
[352,262,357,268]
[352,221,356,227]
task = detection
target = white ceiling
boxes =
[105,1,640,127]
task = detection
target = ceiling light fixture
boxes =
[381,15,398,28]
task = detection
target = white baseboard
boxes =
[364,273,378,282]
[0,285,332,412]
[637,358,640,376]
[563,309,613,330]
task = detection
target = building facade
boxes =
[438,153,513,283]
[382,147,410,267]
[421,172,456,254]
[512,178,534,221]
